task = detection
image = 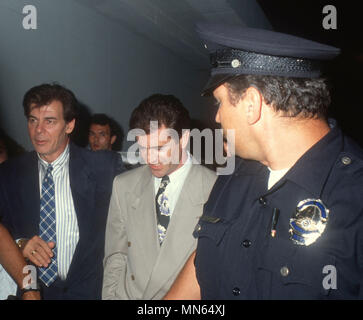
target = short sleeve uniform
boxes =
[194,125,363,299]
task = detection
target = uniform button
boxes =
[242,239,252,248]
[280,266,290,277]
[258,197,267,206]
[232,287,240,296]
[341,156,351,165]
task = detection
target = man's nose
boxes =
[35,122,45,133]
[147,149,159,164]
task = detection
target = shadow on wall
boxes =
[70,101,92,148]
[189,118,225,172]
[328,53,363,148]
[0,127,26,163]
[106,115,124,152]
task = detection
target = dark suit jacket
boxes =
[0,143,120,299]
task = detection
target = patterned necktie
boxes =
[39,164,58,286]
[155,175,170,245]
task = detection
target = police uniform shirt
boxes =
[194,124,363,299]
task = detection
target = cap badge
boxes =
[289,199,329,246]
[231,59,241,68]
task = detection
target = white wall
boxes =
[0,0,212,151]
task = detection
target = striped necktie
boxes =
[38,164,58,286]
[155,175,170,245]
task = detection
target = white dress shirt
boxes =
[38,143,79,280]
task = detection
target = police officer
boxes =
[165,23,363,299]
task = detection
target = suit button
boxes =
[280,266,289,277]
[341,156,351,165]
[232,287,240,296]
[128,241,131,247]
[242,239,252,248]
[258,197,267,206]
[131,275,135,281]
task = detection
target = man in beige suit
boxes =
[102,94,216,300]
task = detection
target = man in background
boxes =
[88,113,124,174]
[89,113,119,151]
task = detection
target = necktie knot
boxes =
[159,175,170,190]
[46,164,53,175]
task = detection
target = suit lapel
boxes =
[18,152,41,236]
[67,144,96,279]
[128,167,160,265]
[143,164,205,299]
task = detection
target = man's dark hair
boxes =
[129,94,191,137]
[23,83,78,123]
[225,75,331,119]
[90,113,117,137]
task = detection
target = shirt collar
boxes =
[38,143,70,174]
[171,152,192,180]
[154,151,192,184]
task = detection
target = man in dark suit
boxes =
[0,84,119,299]
[88,113,125,174]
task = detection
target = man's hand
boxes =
[22,236,55,268]
[22,291,41,300]
[163,251,201,300]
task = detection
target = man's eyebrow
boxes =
[90,129,107,133]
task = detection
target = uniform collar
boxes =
[234,157,267,176]
[283,125,343,198]
[234,122,343,199]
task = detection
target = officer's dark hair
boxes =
[90,113,117,138]
[23,83,78,123]
[225,75,331,119]
[129,94,191,138]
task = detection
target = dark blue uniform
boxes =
[194,125,363,299]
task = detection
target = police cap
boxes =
[196,23,340,96]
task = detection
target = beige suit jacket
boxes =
[102,163,216,300]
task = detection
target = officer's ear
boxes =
[244,86,263,125]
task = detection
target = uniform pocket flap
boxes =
[193,215,233,245]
